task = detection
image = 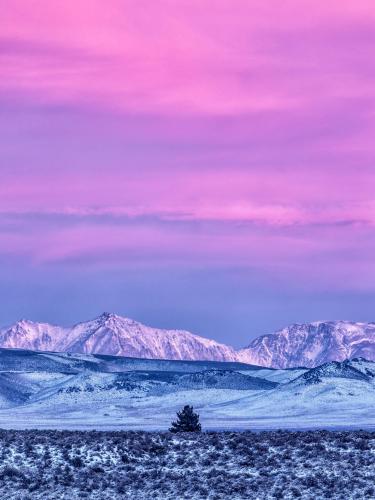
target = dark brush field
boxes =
[0,429,373,499]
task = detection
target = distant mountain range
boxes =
[0,313,374,368]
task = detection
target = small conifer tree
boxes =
[169,405,201,433]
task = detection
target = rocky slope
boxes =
[237,321,375,368]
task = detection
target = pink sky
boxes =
[0,1,374,340]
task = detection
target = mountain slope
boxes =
[237,321,375,368]
[0,313,238,362]
[288,358,375,386]
[0,320,69,352]
[0,349,374,430]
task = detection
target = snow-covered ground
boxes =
[0,349,374,430]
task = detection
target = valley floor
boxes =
[1,384,375,432]
[1,350,375,432]
[0,429,373,499]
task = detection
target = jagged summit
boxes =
[99,312,115,320]
[98,312,121,321]
[93,312,141,328]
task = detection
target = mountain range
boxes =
[0,313,374,368]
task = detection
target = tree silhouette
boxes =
[169,405,201,433]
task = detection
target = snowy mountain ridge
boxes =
[1,314,375,368]
[237,320,375,368]
[0,312,238,363]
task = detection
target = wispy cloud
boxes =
[0,0,374,298]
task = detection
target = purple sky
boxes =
[1,1,375,346]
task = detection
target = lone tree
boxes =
[169,405,201,433]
